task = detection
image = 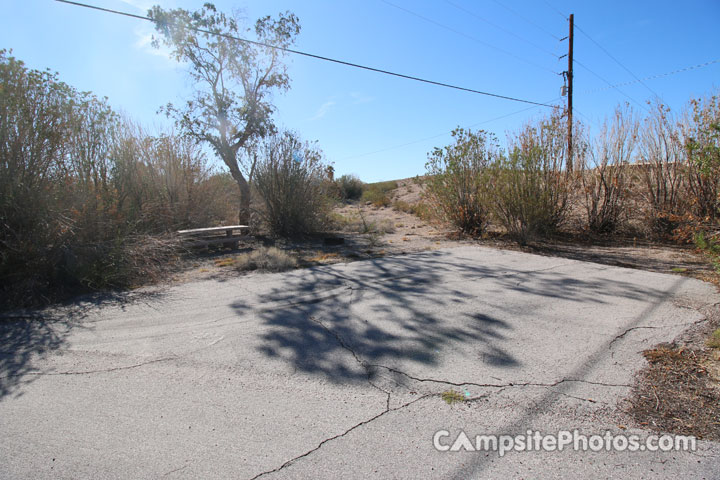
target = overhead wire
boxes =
[340,97,564,161]
[574,23,659,98]
[381,0,558,74]
[489,0,562,41]
[442,0,561,59]
[573,58,649,112]
[583,58,720,94]
[541,0,569,20]
[54,0,554,107]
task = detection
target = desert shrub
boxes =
[392,200,415,214]
[580,106,638,233]
[253,131,331,237]
[489,115,571,244]
[683,93,720,223]
[361,180,397,207]
[232,246,297,272]
[0,51,230,308]
[336,174,364,201]
[425,128,498,234]
[638,102,688,237]
[392,199,432,221]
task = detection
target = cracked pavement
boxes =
[1,246,719,479]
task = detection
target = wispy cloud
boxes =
[350,91,374,104]
[307,92,374,121]
[308,100,337,121]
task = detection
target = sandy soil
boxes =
[175,178,717,288]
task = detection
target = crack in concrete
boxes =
[310,313,635,395]
[0,356,176,378]
[608,317,710,350]
[547,388,602,404]
[368,363,632,390]
[307,316,392,401]
[161,463,189,477]
[249,312,635,480]
[608,326,660,349]
[248,394,434,480]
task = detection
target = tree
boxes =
[148,3,300,223]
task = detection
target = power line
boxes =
[573,58,649,112]
[583,58,720,94]
[55,0,554,108]
[541,0,569,20]
[490,0,562,41]
[380,0,558,74]
[442,0,561,59]
[340,98,562,161]
[574,23,658,98]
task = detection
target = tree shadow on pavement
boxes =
[231,249,669,385]
[0,290,166,400]
[0,313,73,399]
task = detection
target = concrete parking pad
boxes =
[1,246,718,479]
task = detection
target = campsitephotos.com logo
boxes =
[433,429,696,457]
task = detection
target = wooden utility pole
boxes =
[567,13,574,173]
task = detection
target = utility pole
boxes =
[567,13,574,173]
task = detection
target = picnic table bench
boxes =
[177,225,250,249]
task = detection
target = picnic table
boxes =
[177,225,250,249]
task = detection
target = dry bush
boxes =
[335,174,364,201]
[638,103,688,237]
[489,114,572,244]
[360,181,397,207]
[0,51,232,308]
[233,247,297,272]
[111,123,234,231]
[424,128,498,234]
[580,106,638,233]
[253,132,331,237]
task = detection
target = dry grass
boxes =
[707,328,720,349]
[332,212,395,234]
[628,344,720,440]
[218,247,298,272]
[306,252,340,263]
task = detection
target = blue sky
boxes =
[2,0,719,181]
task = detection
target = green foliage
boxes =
[694,231,720,272]
[425,128,498,234]
[695,231,720,254]
[336,174,364,201]
[684,94,720,221]
[361,180,397,207]
[253,132,331,237]
[488,115,571,244]
[441,390,466,404]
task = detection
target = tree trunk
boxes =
[237,177,251,225]
[217,143,251,225]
